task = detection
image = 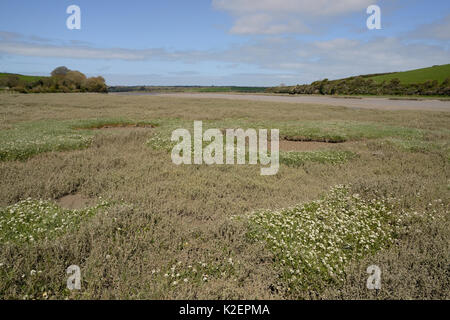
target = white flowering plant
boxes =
[157,258,238,289]
[0,119,157,162]
[0,198,110,244]
[242,185,402,293]
[280,150,356,166]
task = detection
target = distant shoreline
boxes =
[138,92,450,112]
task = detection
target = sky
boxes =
[0,0,449,86]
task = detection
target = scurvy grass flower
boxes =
[0,198,109,244]
[279,150,356,166]
[243,185,404,291]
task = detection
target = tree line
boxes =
[267,77,450,96]
[0,66,107,93]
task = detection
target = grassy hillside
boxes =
[269,64,450,96]
[367,64,450,84]
[0,73,47,83]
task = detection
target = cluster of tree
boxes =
[267,77,450,96]
[108,86,149,92]
[0,66,107,93]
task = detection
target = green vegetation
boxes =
[72,118,158,130]
[0,199,110,244]
[0,94,448,300]
[0,73,47,84]
[280,150,356,166]
[146,120,426,153]
[0,119,156,161]
[368,64,450,85]
[280,120,424,143]
[268,64,450,96]
[0,120,93,161]
[242,185,403,292]
[0,67,107,93]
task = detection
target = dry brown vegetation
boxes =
[0,93,448,299]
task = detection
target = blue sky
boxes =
[0,0,449,86]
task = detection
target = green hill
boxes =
[366,64,450,84]
[268,64,450,96]
[0,73,48,83]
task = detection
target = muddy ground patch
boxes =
[56,193,97,210]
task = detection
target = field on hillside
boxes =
[367,64,450,84]
[0,73,47,83]
[268,64,450,96]
[0,93,449,299]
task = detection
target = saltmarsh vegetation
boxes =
[0,118,157,161]
[147,127,357,167]
[0,93,448,299]
[242,185,401,293]
[147,119,428,167]
[0,198,110,244]
[280,150,355,166]
[0,120,93,161]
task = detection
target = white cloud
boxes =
[213,0,375,34]
[0,40,204,62]
[1,31,448,85]
[105,72,297,86]
[213,0,374,16]
[214,37,450,83]
[413,14,450,40]
[229,13,311,34]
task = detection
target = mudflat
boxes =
[152,92,450,112]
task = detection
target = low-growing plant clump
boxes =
[0,198,110,244]
[0,119,156,161]
[0,132,93,161]
[280,150,356,166]
[242,185,409,294]
[157,258,238,289]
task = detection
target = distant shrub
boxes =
[2,67,108,94]
[267,76,450,96]
[242,185,403,292]
[50,66,70,77]
[83,76,108,93]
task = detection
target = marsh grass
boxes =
[0,198,110,244]
[0,118,158,161]
[0,120,93,161]
[242,185,402,294]
[280,121,424,143]
[72,118,158,130]
[0,93,448,299]
[148,128,357,167]
[280,150,356,166]
[381,137,447,153]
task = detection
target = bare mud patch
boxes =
[56,193,97,210]
[217,129,350,151]
[279,139,351,151]
[81,123,154,130]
